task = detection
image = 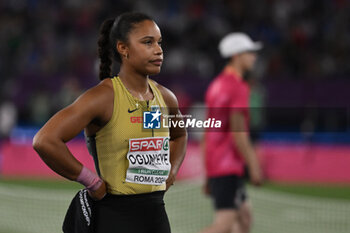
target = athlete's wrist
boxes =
[76,166,103,192]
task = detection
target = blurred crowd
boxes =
[0,0,350,128]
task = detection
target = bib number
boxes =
[126,137,171,185]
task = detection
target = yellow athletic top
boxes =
[87,76,170,195]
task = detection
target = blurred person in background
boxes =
[0,99,17,140]
[33,12,187,233]
[200,33,263,233]
[0,97,17,175]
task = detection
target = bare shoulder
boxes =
[75,78,114,106]
[73,78,114,132]
[88,78,113,98]
[66,78,114,126]
[151,79,178,108]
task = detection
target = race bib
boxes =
[125,137,171,185]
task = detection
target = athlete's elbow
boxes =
[32,132,54,156]
[33,132,45,153]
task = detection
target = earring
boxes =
[124,54,129,59]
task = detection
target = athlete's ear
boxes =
[117,40,129,59]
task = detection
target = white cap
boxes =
[218,32,262,58]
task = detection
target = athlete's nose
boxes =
[154,43,163,55]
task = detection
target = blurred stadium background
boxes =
[1,0,350,233]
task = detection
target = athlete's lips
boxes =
[150,59,163,66]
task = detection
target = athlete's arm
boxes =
[230,112,262,186]
[33,80,113,183]
[156,83,188,190]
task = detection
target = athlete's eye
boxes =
[158,41,162,46]
[144,40,152,45]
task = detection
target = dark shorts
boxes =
[94,191,171,233]
[208,175,247,210]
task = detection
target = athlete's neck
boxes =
[225,62,243,80]
[118,66,150,95]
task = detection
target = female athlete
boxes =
[33,12,187,233]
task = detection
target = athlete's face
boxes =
[124,20,163,75]
[238,52,257,72]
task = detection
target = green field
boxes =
[257,182,350,200]
[2,179,350,199]
[0,178,350,233]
